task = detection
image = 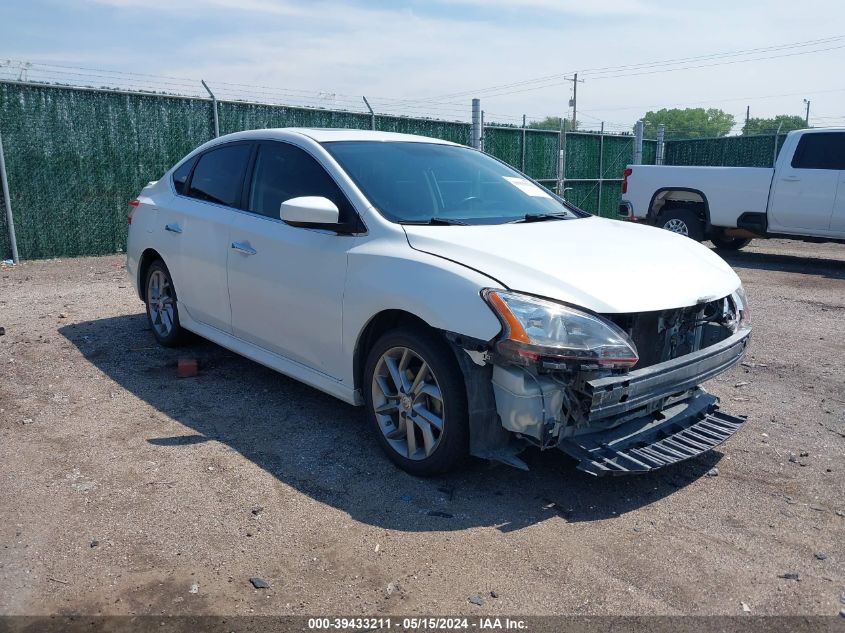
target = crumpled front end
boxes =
[478,291,751,475]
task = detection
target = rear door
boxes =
[171,141,252,332]
[226,141,359,378]
[768,132,845,233]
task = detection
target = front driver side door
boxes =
[227,141,360,379]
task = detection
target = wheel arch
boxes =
[648,187,712,231]
[353,309,441,396]
[137,248,164,301]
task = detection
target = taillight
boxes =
[128,198,140,225]
[621,168,632,194]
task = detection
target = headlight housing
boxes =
[482,289,639,369]
[731,285,751,330]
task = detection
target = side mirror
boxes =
[280,196,340,226]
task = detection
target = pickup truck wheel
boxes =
[364,328,469,477]
[711,232,752,250]
[145,259,188,347]
[658,208,705,242]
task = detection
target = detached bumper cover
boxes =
[558,391,745,475]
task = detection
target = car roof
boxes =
[215,127,462,146]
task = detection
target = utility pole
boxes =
[803,99,811,127]
[566,73,584,131]
[745,105,750,132]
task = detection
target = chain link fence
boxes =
[664,133,787,167]
[0,81,655,260]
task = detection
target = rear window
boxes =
[188,144,252,207]
[791,132,845,170]
[172,157,196,195]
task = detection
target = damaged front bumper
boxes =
[557,389,745,475]
[560,328,750,475]
[579,327,749,424]
[486,327,751,475]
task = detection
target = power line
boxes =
[441,43,845,102]
[419,35,845,102]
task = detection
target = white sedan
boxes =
[127,129,751,476]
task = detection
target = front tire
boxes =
[144,259,187,347]
[711,231,752,250]
[364,327,469,477]
[658,208,705,242]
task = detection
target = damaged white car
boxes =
[127,129,751,476]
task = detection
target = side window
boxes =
[248,142,355,222]
[188,144,252,207]
[791,133,845,170]
[171,156,196,195]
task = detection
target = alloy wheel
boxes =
[371,346,445,460]
[664,218,689,235]
[147,269,176,337]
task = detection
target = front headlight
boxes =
[731,285,751,329]
[482,289,639,369]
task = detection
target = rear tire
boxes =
[144,259,188,347]
[363,327,469,477]
[657,208,705,242]
[711,232,752,250]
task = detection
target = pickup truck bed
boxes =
[621,165,774,228]
[618,128,845,248]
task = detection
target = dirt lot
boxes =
[0,239,843,617]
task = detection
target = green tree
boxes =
[640,108,735,139]
[527,116,579,131]
[742,114,806,135]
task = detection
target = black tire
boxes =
[363,327,469,477]
[144,259,188,347]
[657,208,705,242]
[711,231,752,250]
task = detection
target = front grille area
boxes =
[605,297,737,369]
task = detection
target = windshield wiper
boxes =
[509,212,570,224]
[400,217,469,226]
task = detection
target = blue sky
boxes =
[2,0,844,131]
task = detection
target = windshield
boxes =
[322,141,583,225]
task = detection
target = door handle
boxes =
[164,223,183,233]
[781,176,800,182]
[231,241,257,255]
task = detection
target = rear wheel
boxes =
[711,231,752,250]
[658,208,705,242]
[364,327,468,476]
[145,259,187,347]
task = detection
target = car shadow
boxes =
[713,247,845,280]
[59,314,723,533]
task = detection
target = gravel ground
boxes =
[0,239,843,617]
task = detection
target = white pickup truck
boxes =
[619,128,845,249]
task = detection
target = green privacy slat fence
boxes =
[483,127,523,173]
[377,116,471,145]
[0,83,214,259]
[219,101,373,134]
[664,133,785,167]
[0,81,654,260]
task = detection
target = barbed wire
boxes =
[1,60,833,139]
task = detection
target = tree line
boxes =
[527,110,807,139]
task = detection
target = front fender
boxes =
[342,238,503,386]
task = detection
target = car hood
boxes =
[402,216,741,314]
